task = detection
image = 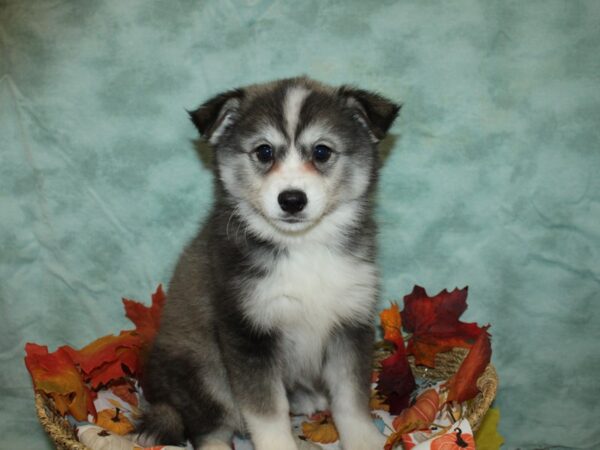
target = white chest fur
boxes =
[242,243,378,382]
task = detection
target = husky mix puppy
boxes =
[140,76,400,450]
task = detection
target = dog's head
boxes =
[189,77,400,242]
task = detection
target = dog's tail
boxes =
[136,402,186,446]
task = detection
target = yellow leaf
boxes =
[302,414,339,444]
[370,391,390,411]
[475,408,504,450]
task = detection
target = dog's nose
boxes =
[278,190,307,214]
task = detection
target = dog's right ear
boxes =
[188,89,243,144]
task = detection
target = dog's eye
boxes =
[255,144,274,163]
[313,144,332,163]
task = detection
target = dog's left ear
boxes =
[188,89,244,145]
[339,86,401,142]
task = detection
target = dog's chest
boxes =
[244,244,377,378]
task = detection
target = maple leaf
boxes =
[391,388,439,433]
[401,286,487,367]
[376,303,417,414]
[122,284,165,345]
[24,343,96,421]
[475,408,504,450]
[63,331,143,389]
[380,303,404,345]
[385,389,440,450]
[384,430,410,450]
[301,412,339,444]
[369,390,390,412]
[442,329,492,403]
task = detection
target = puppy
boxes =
[140,76,400,450]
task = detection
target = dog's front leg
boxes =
[241,379,297,450]
[222,329,297,450]
[323,324,385,450]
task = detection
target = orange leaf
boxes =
[443,329,492,403]
[63,331,143,389]
[402,286,487,367]
[96,408,134,435]
[380,302,403,346]
[392,389,439,433]
[24,343,96,421]
[122,284,165,345]
[301,413,339,444]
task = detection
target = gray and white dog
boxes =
[140,76,400,450]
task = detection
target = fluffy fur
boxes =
[139,76,400,450]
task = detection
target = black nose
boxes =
[278,190,307,214]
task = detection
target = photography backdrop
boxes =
[1,1,599,448]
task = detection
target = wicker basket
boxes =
[35,347,498,450]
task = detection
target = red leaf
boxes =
[443,329,492,403]
[24,343,97,421]
[122,284,165,345]
[402,286,487,367]
[376,303,417,414]
[63,331,143,388]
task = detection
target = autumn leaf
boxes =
[384,430,411,450]
[63,331,143,389]
[369,390,390,412]
[380,303,403,345]
[301,412,339,444]
[24,343,96,421]
[442,329,492,404]
[475,408,504,450]
[376,303,417,414]
[391,388,439,433]
[23,286,165,422]
[122,284,166,345]
[402,286,487,367]
[385,389,440,449]
[96,408,135,435]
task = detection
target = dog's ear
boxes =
[339,86,401,142]
[188,89,244,144]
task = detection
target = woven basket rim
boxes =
[35,346,497,450]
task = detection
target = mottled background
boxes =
[1,1,599,448]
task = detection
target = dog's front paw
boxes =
[340,422,386,450]
[252,432,298,450]
[198,442,231,450]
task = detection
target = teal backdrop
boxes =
[1,1,599,448]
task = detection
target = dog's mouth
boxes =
[278,217,307,224]
[272,215,315,233]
